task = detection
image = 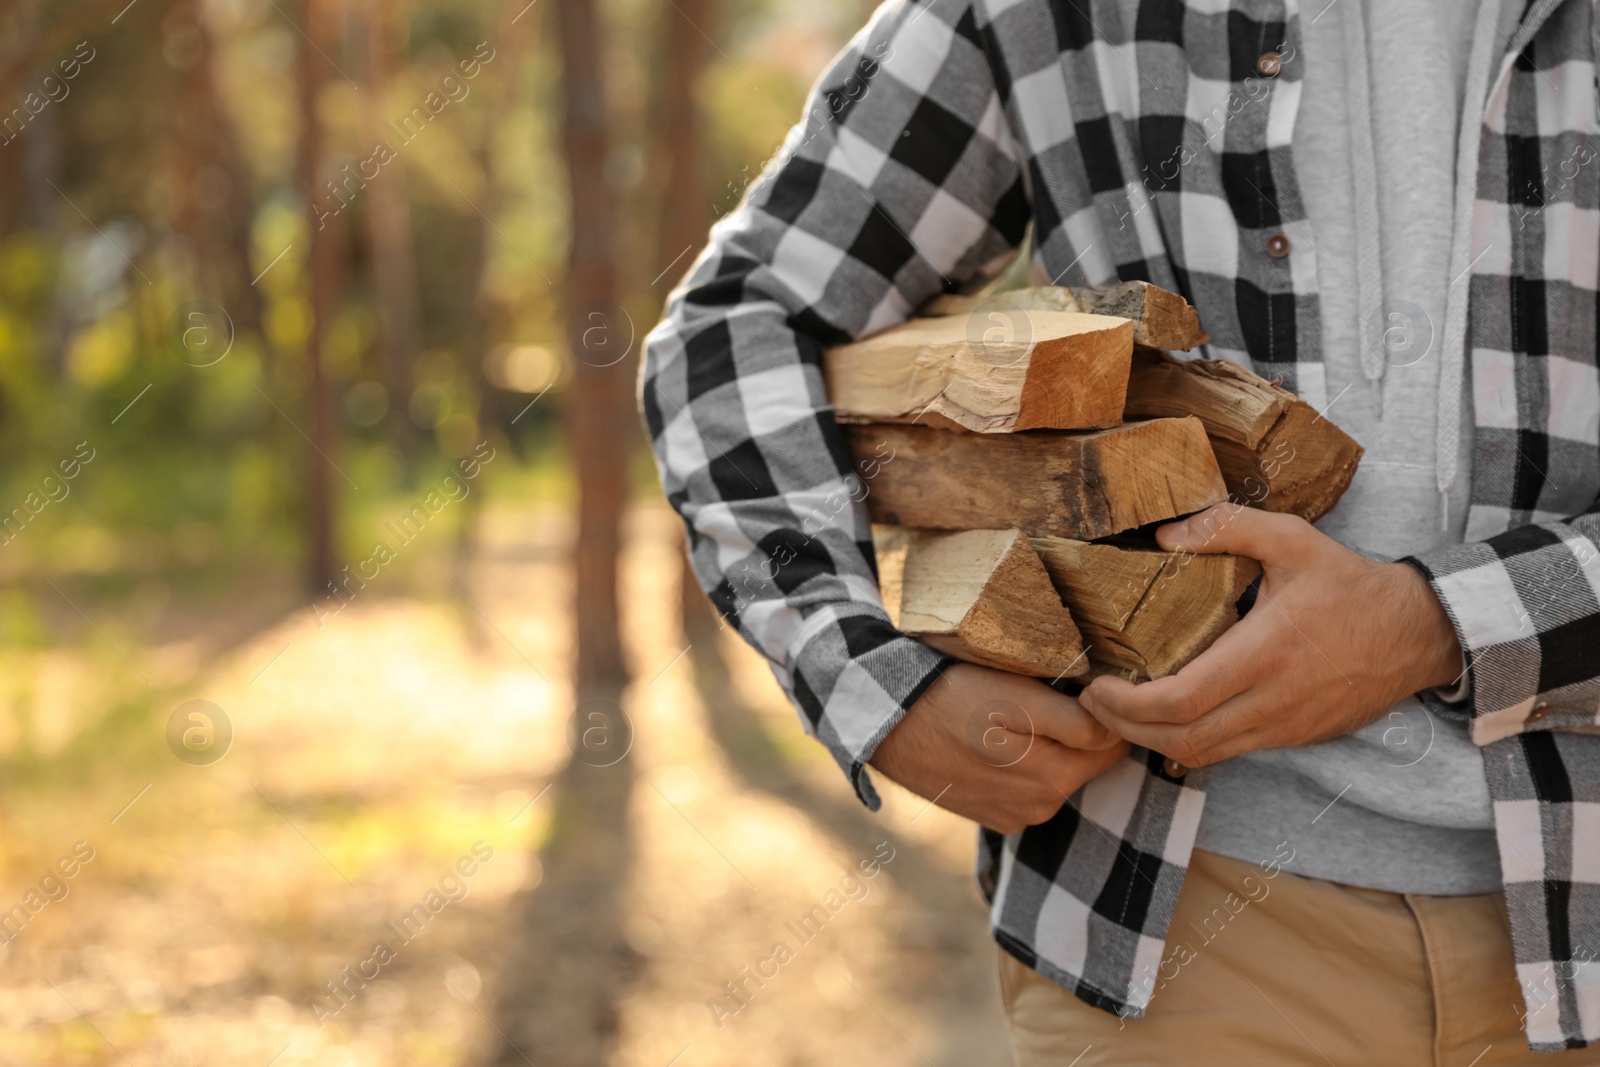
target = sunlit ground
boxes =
[0,499,1008,1066]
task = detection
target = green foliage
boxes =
[0,0,848,596]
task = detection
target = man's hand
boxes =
[870,663,1130,834]
[1078,503,1465,769]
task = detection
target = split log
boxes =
[1030,537,1261,680]
[826,310,1132,432]
[1123,349,1364,522]
[874,527,1087,678]
[846,417,1228,541]
[919,281,1209,351]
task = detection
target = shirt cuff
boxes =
[785,605,953,809]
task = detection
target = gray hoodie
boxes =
[1194,0,1522,895]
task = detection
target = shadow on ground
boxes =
[473,588,1008,1066]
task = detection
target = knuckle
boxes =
[1240,700,1274,732]
[1173,678,1224,722]
[1173,692,1205,723]
[1166,734,1202,766]
[1179,718,1233,766]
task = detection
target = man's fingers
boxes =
[1028,737,1132,799]
[1179,722,1276,766]
[1086,697,1266,768]
[967,719,1038,768]
[1027,690,1122,750]
[961,673,1121,754]
[1155,502,1311,561]
[1079,620,1263,725]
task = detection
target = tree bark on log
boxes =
[844,418,1229,540]
[1124,349,1364,521]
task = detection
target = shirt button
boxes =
[1257,51,1284,78]
[1266,233,1292,258]
[1528,702,1553,724]
[1163,757,1188,780]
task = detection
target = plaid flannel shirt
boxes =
[640,0,1600,1051]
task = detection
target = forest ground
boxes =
[0,499,1011,1066]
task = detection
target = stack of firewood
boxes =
[825,282,1363,682]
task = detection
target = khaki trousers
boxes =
[999,849,1596,1066]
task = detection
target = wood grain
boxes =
[1030,537,1261,680]
[826,310,1133,433]
[875,527,1087,678]
[1124,349,1364,522]
[919,281,1209,351]
[847,418,1229,541]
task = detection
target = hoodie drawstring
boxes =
[1341,0,1387,404]
[1436,0,1505,530]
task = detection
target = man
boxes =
[642,0,1600,1060]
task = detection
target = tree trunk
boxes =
[451,137,496,589]
[201,11,264,336]
[479,23,638,1066]
[0,0,125,103]
[651,0,714,291]
[361,0,420,456]
[556,0,629,694]
[453,2,531,584]
[171,0,263,335]
[297,0,340,594]
[22,61,65,376]
[647,0,720,641]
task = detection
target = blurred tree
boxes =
[651,0,714,284]
[454,1,531,584]
[360,0,420,457]
[0,2,43,240]
[167,0,263,336]
[0,0,121,102]
[0,1,66,376]
[23,99,63,371]
[476,6,646,1059]
[557,0,629,694]
[648,0,723,644]
[296,0,342,593]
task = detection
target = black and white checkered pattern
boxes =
[641,0,1600,1051]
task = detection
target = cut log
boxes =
[1123,349,1364,522]
[1030,537,1262,680]
[1124,348,1287,447]
[874,527,1087,678]
[919,281,1209,351]
[846,417,1228,541]
[825,310,1133,433]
